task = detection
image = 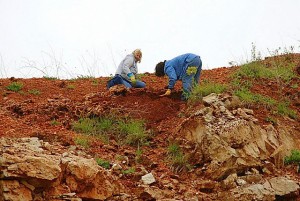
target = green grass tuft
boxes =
[6,82,23,92]
[28,89,41,95]
[167,142,190,173]
[95,158,110,169]
[188,80,227,103]
[74,136,90,148]
[72,116,149,147]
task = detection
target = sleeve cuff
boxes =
[127,73,134,77]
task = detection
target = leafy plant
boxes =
[95,158,110,169]
[284,150,300,164]
[6,82,23,92]
[186,66,198,75]
[122,167,135,175]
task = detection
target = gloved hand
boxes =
[160,89,171,97]
[129,75,137,86]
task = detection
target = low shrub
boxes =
[6,82,23,92]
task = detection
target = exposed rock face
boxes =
[180,93,298,180]
[230,176,299,200]
[0,137,124,200]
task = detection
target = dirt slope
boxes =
[0,54,300,199]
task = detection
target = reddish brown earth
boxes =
[0,54,300,198]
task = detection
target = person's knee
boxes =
[134,81,146,88]
[139,82,146,88]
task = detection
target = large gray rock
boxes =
[230,177,299,200]
[179,93,298,180]
[0,137,124,200]
[268,176,299,196]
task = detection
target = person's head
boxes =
[155,61,166,76]
[132,49,142,63]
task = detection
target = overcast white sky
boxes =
[0,0,300,78]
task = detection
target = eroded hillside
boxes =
[0,54,300,200]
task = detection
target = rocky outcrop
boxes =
[0,137,124,200]
[229,176,299,200]
[179,93,298,180]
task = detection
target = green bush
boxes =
[284,150,300,164]
[6,82,23,92]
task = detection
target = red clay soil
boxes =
[0,67,237,140]
[0,56,300,197]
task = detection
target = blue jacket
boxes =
[164,53,200,89]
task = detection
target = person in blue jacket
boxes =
[155,53,202,100]
[107,49,146,89]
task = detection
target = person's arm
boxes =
[122,55,134,76]
[166,67,176,89]
[160,66,176,97]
